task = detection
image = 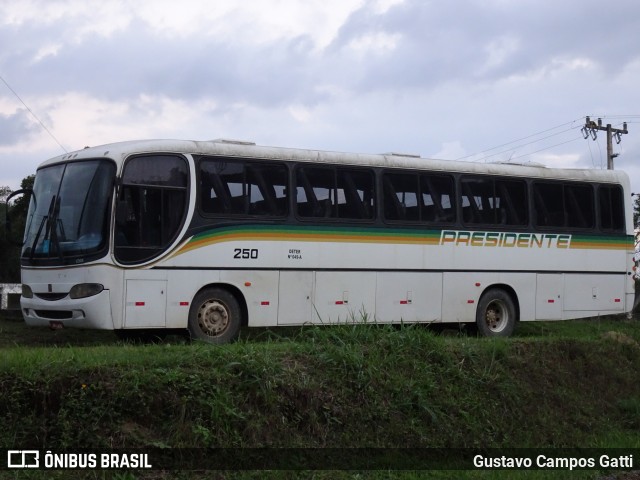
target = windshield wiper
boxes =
[28,195,56,261]
[27,195,65,261]
[49,195,65,260]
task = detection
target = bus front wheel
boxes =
[476,289,516,337]
[188,288,242,344]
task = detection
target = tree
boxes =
[11,174,34,235]
[0,186,10,203]
[634,194,640,229]
[0,174,35,282]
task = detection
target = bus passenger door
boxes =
[278,271,313,325]
[124,279,167,328]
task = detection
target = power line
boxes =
[589,114,640,119]
[454,118,583,161]
[509,137,583,161]
[471,124,583,163]
[453,115,635,167]
[0,74,67,153]
[586,132,597,168]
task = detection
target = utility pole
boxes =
[582,116,628,170]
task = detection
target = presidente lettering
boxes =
[440,231,572,249]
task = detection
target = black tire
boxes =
[475,289,517,337]
[188,288,242,344]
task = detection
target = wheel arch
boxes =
[480,283,520,322]
[192,282,249,327]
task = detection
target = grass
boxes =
[1,315,640,479]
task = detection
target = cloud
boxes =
[533,152,583,169]
[0,109,39,145]
[6,0,640,109]
[326,0,640,94]
[433,141,467,160]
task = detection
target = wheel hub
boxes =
[198,300,229,336]
[485,302,505,331]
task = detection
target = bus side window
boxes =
[383,175,405,221]
[421,174,455,223]
[460,176,526,227]
[460,178,490,224]
[115,154,188,263]
[296,167,335,219]
[295,168,320,218]
[296,166,375,221]
[565,184,594,229]
[337,169,375,220]
[600,185,625,232]
[383,172,418,222]
[247,164,288,216]
[534,182,564,227]
[534,181,595,230]
[200,158,288,217]
[495,180,527,226]
[200,160,236,214]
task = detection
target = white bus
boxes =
[15,139,635,343]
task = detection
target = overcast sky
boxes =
[1,0,640,194]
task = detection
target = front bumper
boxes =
[21,289,114,330]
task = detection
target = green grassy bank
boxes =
[1,316,639,479]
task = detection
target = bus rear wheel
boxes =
[476,289,516,337]
[188,288,242,344]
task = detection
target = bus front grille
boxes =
[34,310,73,320]
[35,293,69,301]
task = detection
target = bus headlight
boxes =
[69,283,104,299]
[22,284,33,298]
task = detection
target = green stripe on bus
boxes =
[174,226,633,256]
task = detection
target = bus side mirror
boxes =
[5,188,33,246]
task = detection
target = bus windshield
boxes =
[22,159,116,264]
